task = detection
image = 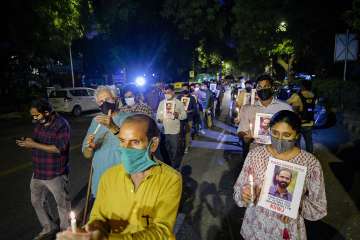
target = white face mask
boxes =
[125,97,135,106]
[165,94,173,100]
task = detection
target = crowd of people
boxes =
[15,74,327,240]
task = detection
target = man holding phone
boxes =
[16,98,71,240]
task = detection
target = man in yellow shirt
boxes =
[57,114,182,240]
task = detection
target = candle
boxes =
[249,123,253,136]
[93,124,101,135]
[70,211,77,233]
[248,174,254,206]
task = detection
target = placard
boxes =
[257,157,307,219]
[181,97,190,111]
[209,83,217,92]
[164,101,175,119]
[253,113,273,144]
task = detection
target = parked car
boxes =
[48,87,98,116]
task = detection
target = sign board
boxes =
[189,70,195,78]
[334,33,358,61]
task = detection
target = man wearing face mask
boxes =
[56,114,182,240]
[237,75,292,157]
[177,84,197,154]
[156,84,187,169]
[119,86,153,117]
[82,86,131,207]
[16,99,70,240]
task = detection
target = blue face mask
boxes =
[118,141,157,174]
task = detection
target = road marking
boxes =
[0,144,82,178]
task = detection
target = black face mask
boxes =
[257,88,273,101]
[245,87,252,93]
[99,101,116,114]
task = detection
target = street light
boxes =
[135,76,146,86]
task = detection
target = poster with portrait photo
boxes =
[253,113,273,144]
[209,83,217,92]
[257,157,307,219]
[181,97,190,111]
[164,101,175,119]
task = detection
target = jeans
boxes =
[30,174,71,232]
[165,134,180,168]
[301,126,313,153]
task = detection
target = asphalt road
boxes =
[0,113,94,240]
[0,90,359,240]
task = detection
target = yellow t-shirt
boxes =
[89,162,182,240]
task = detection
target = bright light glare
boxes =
[135,76,146,86]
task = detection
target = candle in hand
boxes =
[248,174,254,206]
[70,211,77,233]
[249,123,253,136]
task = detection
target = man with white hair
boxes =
[82,85,131,203]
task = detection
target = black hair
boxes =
[269,110,301,134]
[164,84,174,91]
[277,167,293,179]
[123,85,139,97]
[301,80,312,91]
[256,74,273,86]
[122,114,160,141]
[245,80,252,85]
[30,98,53,114]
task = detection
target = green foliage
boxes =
[272,39,295,56]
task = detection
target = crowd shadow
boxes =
[331,138,360,210]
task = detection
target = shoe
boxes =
[200,130,206,134]
[33,229,57,240]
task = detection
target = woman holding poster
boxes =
[233,110,327,240]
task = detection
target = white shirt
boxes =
[237,97,293,134]
[156,98,187,134]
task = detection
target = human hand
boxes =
[16,137,36,149]
[95,110,114,129]
[87,135,96,149]
[55,228,103,240]
[173,112,179,119]
[241,184,261,205]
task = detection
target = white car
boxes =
[48,87,98,116]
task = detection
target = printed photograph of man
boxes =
[258,117,271,136]
[269,167,294,202]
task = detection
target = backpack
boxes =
[298,92,316,122]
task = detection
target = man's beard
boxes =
[279,181,289,188]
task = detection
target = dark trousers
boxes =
[300,126,313,153]
[165,134,180,168]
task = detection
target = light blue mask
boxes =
[118,141,157,174]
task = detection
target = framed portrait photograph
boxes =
[209,83,217,92]
[253,113,273,144]
[181,97,190,111]
[164,100,175,119]
[257,157,307,219]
